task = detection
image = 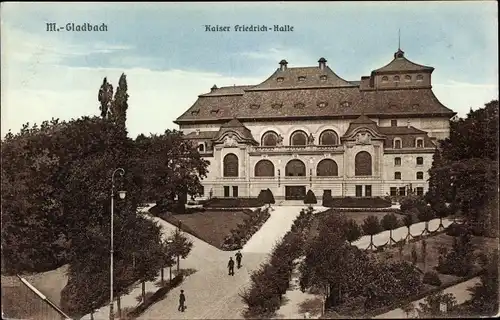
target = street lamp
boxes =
[110,168,126,320]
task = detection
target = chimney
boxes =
[211,84,218,92]
[279,59,288,71]
[318,57,327,70]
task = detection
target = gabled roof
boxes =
[372,49,434,74]
[183,131,218,139]
[213,118,258,145]
[342,114,383,138]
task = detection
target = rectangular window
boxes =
[355,185,363,197]
[394,140,402,149]
[232,186,239,197]
[416,172,424,180]
[390,187,397,196]
[399,187,406,196]
[365,185,372,197]
[391,120,397,127]
[395,157,401,166]
[200,186,205,197]
[416,187,424,196]
[416,157,424,165]
[323,190,332,198]
[395,172,402,180]
[224,186,230,197]
[416,139,424,148]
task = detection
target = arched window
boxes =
[255,160,275,177]
[355,151,372,176]
[198,143,205,152]
[382,76,388,82]
[394,75,400,82]
[223,153,238,177]
[416,74,424,81]
[394,138,402,149]
[319,130,339,146]
[416,171,424,180]
[261,131,279,146]
[290,130,308,146]
[316,159,338,176]
[285,159,306,176]
[394,157,401,166]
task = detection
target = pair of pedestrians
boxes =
[227,251,243,276]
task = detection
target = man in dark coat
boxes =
[235,251,243,269]
[178,290,186,312]
[228,257,235,276]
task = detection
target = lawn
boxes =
[164,210,251,249]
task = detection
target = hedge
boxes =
[221,208,271,251]
[325,197,392,208]
[203,197,264,208]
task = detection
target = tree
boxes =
[400,301,415,318]
[417,205,435,233]
[98,77,113,119]
[402,211,416,240]
[381,213,401,244]
[110,73,129,129]
[264,188,275,208]
[169,228,193,273]
[468,249,499,316]
[361,215,382,249]
[411,246,418,265]
[345,219,362,244]
[421,239,428,271]
[304,189,317,205]
[135,131,209,206]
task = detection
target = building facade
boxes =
[175,48,455,200]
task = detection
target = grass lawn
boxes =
[376,232,498,278]
[168,210,251,249]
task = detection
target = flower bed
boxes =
[325,197,392,208]
[203,197,264,208]
[221,208,270,250]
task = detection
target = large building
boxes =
[175,48,456,201]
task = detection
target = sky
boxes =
[1,2,498,139]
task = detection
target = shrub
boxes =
[446,223,468,237]
[362,215,383,236]
[400,194,427,212]
[381,213,401,231]
[221,208,271,250]
[436,233,474,276]
[265,188,275,207]
[323,191,333,207]
[416,205,435,223]
[422,271,442,286]
[304,190,317,205]
[345,219,362,243]
[203,197,264,208]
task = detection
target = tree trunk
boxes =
[370,235,374,250]
[177,255,180,273]
[161,268,164,286]
[170,266,173,282]
[90,312,94,320]
[117,295,121,318]
[142,281,146,303]
[389,229,393,245]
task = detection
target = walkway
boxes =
[135,205,310,320]
[374,277,480,318]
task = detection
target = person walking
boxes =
[235,251,242,269]
[178,290,186,312]
[228,257,235,276]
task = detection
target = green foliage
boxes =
[422,271,442,286]
[362,215,382,236]
[304,189,317,204]
[436,232,474,276]
[427,100,499,235]
[135,130,209,204]
[417,292,457,318]
[111,73,129,129]
[98,77,113,119]
[416,205,435,223]
[345,219,362,243]
[468,249,499,316]
[400,194,427,213]
[381,213,401,231]
[168,228,193,271]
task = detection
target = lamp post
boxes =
[110,168,126,320]
[277,169,280,187]
[166,239,174,282]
